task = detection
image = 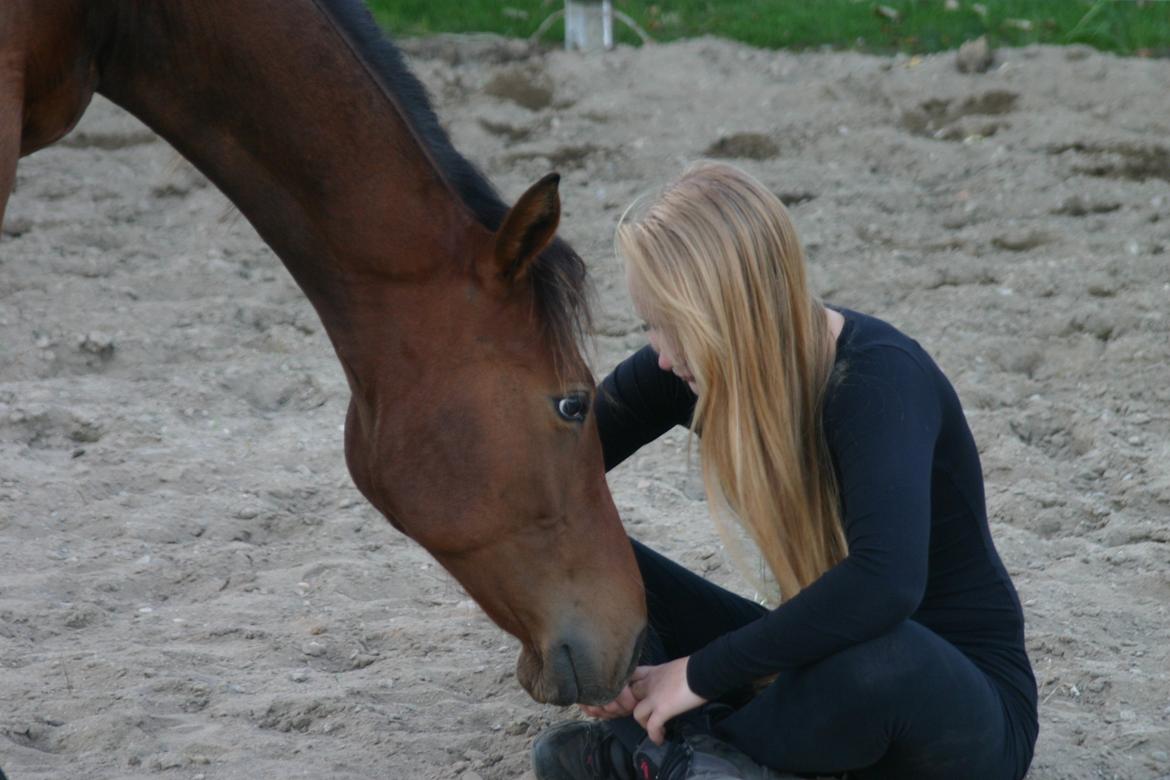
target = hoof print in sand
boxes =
[1,407,103,449]
[1051,195,1122,217]
[704,133,779,160]
[477,118,534,143]
[483,67,555,111]
[257,698,348,734]
[778,191,816,207]
[1009,407,1094,462]
[1048,141,1170,184]
[991,229,1050,253]
[503,143,621,172]
[901,90,1018,141]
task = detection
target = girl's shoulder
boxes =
[826,305,950,410]
[830,305,934,370]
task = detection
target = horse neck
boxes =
[92,0,486,370]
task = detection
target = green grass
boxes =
[367,0,1170,57]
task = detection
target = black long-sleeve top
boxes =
[594,307,1037,721]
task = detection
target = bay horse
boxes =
[0,0,646,706]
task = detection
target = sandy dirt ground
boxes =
[2,32,1169,780]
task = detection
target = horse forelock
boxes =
[533,237,593,378]
[315,0,594,371]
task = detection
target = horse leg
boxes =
[0,75,23,232]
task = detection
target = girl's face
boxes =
[628,267,699,394]
[645,326,698,394]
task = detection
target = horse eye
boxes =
[555,393,588,423]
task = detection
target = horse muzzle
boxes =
[516,624,648,706]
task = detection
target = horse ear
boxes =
[493,172,561,282]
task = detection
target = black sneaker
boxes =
[533,720,638,780]
[633,732,796,779]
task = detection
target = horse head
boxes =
[344,173,647,705]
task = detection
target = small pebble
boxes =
[290,668,310,683]
[78,331,116,358]
[956,36,993,74]
[992,230,1049,252]
[349,653,377,670]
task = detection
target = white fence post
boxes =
[564,0,614,51]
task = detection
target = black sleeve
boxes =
[686,346,943,699]
[594,345,698,472]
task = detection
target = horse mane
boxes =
[317,0,593,363]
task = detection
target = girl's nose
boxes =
[656,351,672,372]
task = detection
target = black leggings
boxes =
[611,540,1034,780]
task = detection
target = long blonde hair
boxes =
[618,161,846,600]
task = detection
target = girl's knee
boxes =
[833,622,937,701]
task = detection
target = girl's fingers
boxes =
[632,697,652,731]
[616,686,638,711]
[632,695,664,744]
[647,713,665,745]
[581,683,638,720]
[605,695,628,717]
[581,704,620,720]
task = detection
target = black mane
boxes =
[319,0,592,360]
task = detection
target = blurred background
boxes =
[370,0,1170,57]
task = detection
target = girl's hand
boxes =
[629,657,707,744]
[579,684,638,720]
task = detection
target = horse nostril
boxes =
[550,641,582,705]
[561,642,580,686]
[553,631,643,705]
